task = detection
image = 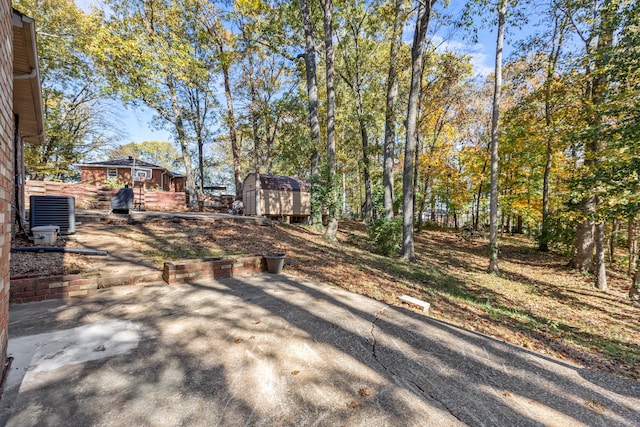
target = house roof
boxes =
[77,158,183,177]
[13,9,45,145]
[246,173,311,192]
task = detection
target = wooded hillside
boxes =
[14,0,640,296]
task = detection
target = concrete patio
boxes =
[1,273,639,426]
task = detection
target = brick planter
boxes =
[10,272,100,304]
[163,255,267,285]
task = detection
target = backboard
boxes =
[132,168,152,182]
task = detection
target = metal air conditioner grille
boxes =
[30,195,76,235]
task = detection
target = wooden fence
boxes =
[25,180,187,210]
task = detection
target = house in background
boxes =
[77,157,184,192]
[242,173,311,222]
[1,5,45,381]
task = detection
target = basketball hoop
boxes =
[132,168,152,183]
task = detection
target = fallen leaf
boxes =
[291,370,300,375]
[503,391,512,397]
[359,388,371,397]
[234,338,243,344]
[585,400,606,413]
[346,401,360,409]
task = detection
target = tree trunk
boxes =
[488,0,506,274]
[166,74,198,209]
[322,0,339,241]
[298,0,323,227]
[430,194,436,222]
[572,196,595,272]
[539,11,566,251]
[401,0,433,262]
[629,218,637,275]
[217,42,242,199]
[382,0,406,220]
[416,179,428,232]
[573,1,614,275]
[609,218,618,264]
[595,221,608,291]
[539,134,553,251]
[630,257,640,302]
[200,6,242,197]
[474,180,483,230]
[359,115,373,223]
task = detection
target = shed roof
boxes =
[246,174,311,192]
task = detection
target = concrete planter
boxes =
[265,254,286,274]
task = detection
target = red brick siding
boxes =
[163,256,268,284]
[80,166,109,185]
[80,166,184,192]
[0,0,13,379]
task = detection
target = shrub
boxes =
[535,211,576,256]
[369,217,403,256]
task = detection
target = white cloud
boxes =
[431,36,494,78]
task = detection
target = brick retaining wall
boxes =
[163,255,267,284]
[10,273,99,304]
[9,255,270,303]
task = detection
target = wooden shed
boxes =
[242,173,311,220]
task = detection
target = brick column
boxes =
[0,0,14,379]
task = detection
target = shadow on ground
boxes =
[2,274,639,426]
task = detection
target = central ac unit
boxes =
[30,195,76,235]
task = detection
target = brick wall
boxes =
[81,166,184,192]
[10,273,99,304]
[0,0,13,380]
[163,255,268,284]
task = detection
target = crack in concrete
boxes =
[370,309,388,372]
[369,308,466,424]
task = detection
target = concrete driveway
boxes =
[1,273,639,426]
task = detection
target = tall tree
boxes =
[487,0,507,273]
[383,0,408,220]
[402,0,435,262]
[199,11,243,198]
[537,6,570,251]
[322,0,339,241]
[297,0,323,226]
[337,0,386,223]
[565,0,617,292]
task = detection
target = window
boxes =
[107,168,117,179]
